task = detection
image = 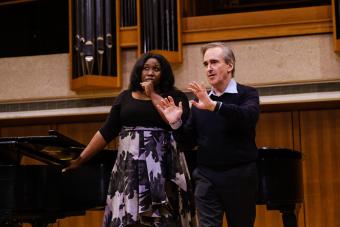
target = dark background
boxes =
[0,0,69,58]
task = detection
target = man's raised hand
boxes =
[188,82,216,111]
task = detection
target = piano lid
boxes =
[0,130,86,165]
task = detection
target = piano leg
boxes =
[282,212,297,227]
[280,204,300,227]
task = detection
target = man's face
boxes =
[203,47,233,89]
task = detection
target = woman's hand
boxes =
[157,96,183,124]
[140,81,154,97]
[62,157,82,173]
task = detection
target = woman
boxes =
[63,53,195,227]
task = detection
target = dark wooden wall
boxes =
[1,101,340,227]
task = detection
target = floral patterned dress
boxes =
[99,90,196,227]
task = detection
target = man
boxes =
[157,42,260,227]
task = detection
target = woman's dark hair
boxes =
[129,53,175,93]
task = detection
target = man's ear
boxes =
[227,63,234,73]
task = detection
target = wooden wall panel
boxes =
[254,204,305,227]
[56,121,117,149]
[56,122,102,145]
[57,210,104,227]
[300,109,340,227]
[1,124,52,137]
[255,112,294,149]
[224,206,303,227]
[255,207,286,227]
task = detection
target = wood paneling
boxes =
[256,112,294,149]
[120,26,138,48]
[119,6,332,47]
[56,122,102,145]
[1,125,52,137]
[71,75,122,91]
[182,5,332,43]
[57,210,104,227]
[300,109,340,227]
[56,122,117,149]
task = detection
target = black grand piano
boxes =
[0,130,116,227]
[256,147,303,227]
[0,130,303,227]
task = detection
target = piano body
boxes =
[256,147,303,227]
[0,130,116,227]
[184,147,303,227]
[0,130,303,227]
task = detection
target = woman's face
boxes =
[141,58,161,86]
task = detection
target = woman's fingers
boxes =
[160,96,176,106]
[160,97,170,106]
[156,104,164,112]
[167,96,175,105]
[157,100,167,110]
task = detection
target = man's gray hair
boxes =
[201,42,236,77]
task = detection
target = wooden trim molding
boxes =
[71,75,121,91]
[148,50,183,63]
[120,26,138,48]
[182,5,332,43]
[119,5,332,46]
[2,99,340,127]
[260,99,340,112]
